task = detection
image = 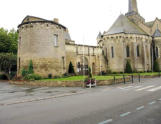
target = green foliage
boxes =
[68,61,75,74]
[125,60,133,73]
[24,74,42,81]
[153,59,160,72]
[88,67,92,78]
[0,28,18,54]
[0,53,17,74]
[0,74,8,80]
[21,68,28,77]
[48,74,52,79]
[28,60,34,74]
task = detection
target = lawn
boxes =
[40,72,160,82]
[110,72,160,76]
[41,75,123,82]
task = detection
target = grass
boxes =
[40,72,160,82]
[41,75,122,82]
[110,72,160,76]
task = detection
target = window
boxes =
[54,34,58,46]
[126,46,130,57]
[156,47,159,58]
[111,46,114,58]
[137,45,140,57]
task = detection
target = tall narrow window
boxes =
[54,34,58,46]
[126,46,130,57]
[156,47,159,58]
[137,45,140,57]
[111,46,114,58]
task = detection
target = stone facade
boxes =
[17,0,161,77]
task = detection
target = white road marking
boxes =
[136,106,144,111]
[147,86,161,92]
[158,98,161,101]
[134,86,142,88]
[120,112,131,117]
[148,101,156,105]
[118,86,134,90]
[136,85,155,91]
[98,119,112,124]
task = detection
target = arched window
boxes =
[137,45,140,57]
[156,47,159,58]
[126,46,130,57]
[111,46,114,58]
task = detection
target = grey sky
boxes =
[0,0,160,45]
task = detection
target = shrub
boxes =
[28,60,34,74]
[125,60,132,73]
[48,74,52,79]
[153,59,160,72]
[21,68,28,77]
[68,61,75,74]
[24,74,41,81]
[0,74,8,80]
[88,67,92,78]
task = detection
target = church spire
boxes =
[128,0,138,13]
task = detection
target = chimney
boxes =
[53,18,59,23]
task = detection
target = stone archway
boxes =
[77,56,88,75]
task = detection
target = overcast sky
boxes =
[0,0,161,45]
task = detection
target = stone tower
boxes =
[17,16,70,77]
[126,0,145,23]
[128,0,138,14]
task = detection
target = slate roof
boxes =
[153,28,161,37]
[106,14,147,35]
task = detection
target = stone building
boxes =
[17,0,161,77]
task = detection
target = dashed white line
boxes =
[147,86,161,92]
[136,106,144,111]
[98,119,112,124]
[120,112,131,117]
[148,101,156,105]
[136,85,155,91]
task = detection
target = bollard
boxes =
[139,74,141,82]
[123,75,125,84]
[114,76,116,84]
[131,75,134,83]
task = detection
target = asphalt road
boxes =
[0,78,161,124]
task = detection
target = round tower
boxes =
[17,16,67,77]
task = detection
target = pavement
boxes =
[0,77,161,124]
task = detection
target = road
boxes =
[0,78,161,124]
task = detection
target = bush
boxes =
[125,60,133,73]
[0,74,8,80]
[48,74,52,79]
[153,59,160,72]
[68,61,75,74]
[28,60,34,74]
[21,68,28,77]
[88,67,92,78]
[24,74,42,81]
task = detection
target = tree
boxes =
[0,28,18,54]
[125,60,133,73]
[28,60,34,74]
[153,59,160,72]
[68,61,75,74]
[88,67,92,78]
[0,53,17,74]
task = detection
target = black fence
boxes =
[112,72,161,84]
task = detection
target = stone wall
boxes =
[154,37,161,68]
[18,21,67,77]
[65,44,107,75]
[99,33,152,72]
